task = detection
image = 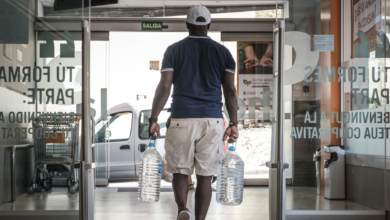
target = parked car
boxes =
[94,99,171,182]
[94,99,227,184]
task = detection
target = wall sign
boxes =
[313,35,334,52]
[141,21,163,31]
[237,42,274,106]
[150,61,159,71]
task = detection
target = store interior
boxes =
[0,0,389,220]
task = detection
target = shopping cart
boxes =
[27,113,80,194]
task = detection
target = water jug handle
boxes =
[149,136,156,144]
[228,139,237,151]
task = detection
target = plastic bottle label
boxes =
[158,163,162,174]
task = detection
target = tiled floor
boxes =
[0,184,375,220]
[94,186,268,220]
[286,187,375,210]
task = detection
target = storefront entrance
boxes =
[0,1,279,219]
[0,1,389,220]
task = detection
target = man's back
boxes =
[161,36,236,118]
[149,6,239,220]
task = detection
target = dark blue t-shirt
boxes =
[161,35,236,119]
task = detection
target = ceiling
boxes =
[39,0,279,8]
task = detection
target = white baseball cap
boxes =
[186,5,211,26]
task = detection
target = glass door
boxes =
[222,35,274,183]
[282,0,387,219]
[34,1,288,220]
[92,40,110,186]
[0,0,90,219]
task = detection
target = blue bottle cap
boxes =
[228,139,237,151]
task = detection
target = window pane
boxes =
[139,109,170,139]
[95,116,111,143]
[95,112,132,142]
[222,40,273,180]
[107,112,132,140]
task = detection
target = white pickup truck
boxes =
[94,99,171,184]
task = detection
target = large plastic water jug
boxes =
[216,141,244,206]
[137,137,162,202]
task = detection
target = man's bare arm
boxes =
[222,72,238,122]
[149,71,173,138]
[151,71,173,118]
[222,71,239,142]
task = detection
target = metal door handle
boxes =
[138,144,147,153]
[120,145,130,154]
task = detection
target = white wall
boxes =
[108,31,221,107]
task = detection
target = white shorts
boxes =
[164,118,225,176]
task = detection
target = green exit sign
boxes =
[142,21,163,31]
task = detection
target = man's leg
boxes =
[193,118,225,220]
[172,173,189,213]
[195,175,213,220]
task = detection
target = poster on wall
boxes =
[237,42,273,106]
[351,0,382,58]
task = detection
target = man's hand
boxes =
[223,125,239,142]
[149,122,161,139]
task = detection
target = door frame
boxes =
[35,17,286,186]
[35,17,280,33]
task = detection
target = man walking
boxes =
[148,5,239,220]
